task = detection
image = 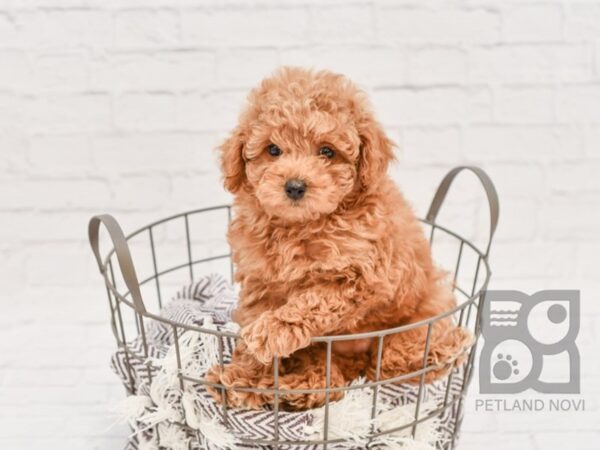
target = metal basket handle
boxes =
[89,214,147,314]
[426,166,499,257]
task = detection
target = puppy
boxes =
[206,67,471,411]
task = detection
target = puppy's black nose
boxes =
[284,179,306,200]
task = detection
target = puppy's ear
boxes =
[356,115,395,190]
[220,128,246,193]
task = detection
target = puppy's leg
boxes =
[242,284,392,364]
[258,345,347,411]
[206,344,347,410]
[368,321,471,384]
[205,341,273,409]
[367,285,473,384]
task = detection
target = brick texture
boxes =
[0,1,599,449]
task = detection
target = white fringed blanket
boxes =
[111,274,464,450]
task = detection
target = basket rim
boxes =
[99,205,492,342]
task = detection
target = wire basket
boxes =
[89,166,499,450]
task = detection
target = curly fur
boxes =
[206,67,471,410]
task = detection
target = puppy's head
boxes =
[220,67,394,223]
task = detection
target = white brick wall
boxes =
[1,1,599,449]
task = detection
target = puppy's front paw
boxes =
[205,364,269,409]
[242,313,312,364]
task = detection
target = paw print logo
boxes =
[479,290,580,394]
[493,354,519,380]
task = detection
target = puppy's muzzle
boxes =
[284,179,306,200]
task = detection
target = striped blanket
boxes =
[111,274,464,450]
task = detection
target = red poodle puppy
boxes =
[206,67,471,410]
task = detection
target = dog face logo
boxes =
[479,290,580,394]
[219,67,394,223]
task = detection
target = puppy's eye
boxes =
[319,146,335,159]
[267,144,282,157]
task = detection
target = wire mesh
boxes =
[89,167,497,450]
